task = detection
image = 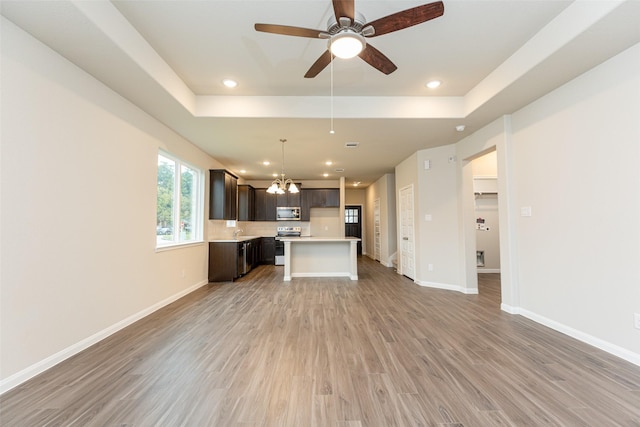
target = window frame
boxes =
[156,150,204,250]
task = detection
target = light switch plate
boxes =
[634,313,640,330]
[425,214,432,221]
[521,206,532,217]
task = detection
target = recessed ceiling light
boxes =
[240,169,246,174]
[456,125,466,132]
[222,79,238,88]
[325,161,333,166]
[263,161,270,166]
[426,80,441,89]
[323,173,329,177]
[353,181,361,187]
[272,173,278,177]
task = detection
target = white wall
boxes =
[394,42,640,363]
[415,146,462,289]
[0,19,223,391]
[507,42,640,360]
[451,43,640,363]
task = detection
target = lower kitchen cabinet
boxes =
[261,237,275,265]
[208,237,263,282]
[208,242,238,282]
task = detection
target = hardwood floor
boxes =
[2,258,640,426]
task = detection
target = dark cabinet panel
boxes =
[301,190,311,221]
[301,188,340,216]
[324,189,339,207]
[254,189,276,221]
[209,238,263,282]
[209,170,238,220]
[276,184,302,207]
[208,242,238,282]
[261,237,275,265]
[238,185,255,221]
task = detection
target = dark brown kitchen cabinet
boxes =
[276,184,302,207]
[254,189,276,221]
[300,188,340,220]
[208,242,238,282]
[209,237,262,282]
[238,185,255,221]
[209,169,237,220]
[261,237,275,265]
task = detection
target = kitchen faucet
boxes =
[233,228,244,238]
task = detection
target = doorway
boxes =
[471,151,501,298]
[399,185,415,280]
[345,205,362,255]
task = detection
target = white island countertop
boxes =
[277,236,360,242]
[280,236,360,281]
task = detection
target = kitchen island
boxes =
[278,237,360,281]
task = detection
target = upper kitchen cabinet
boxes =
[209,169,238,220]
[254,189,277,221]
[300,188,340,221]
[276,184,302,208]
[238,185,255,221]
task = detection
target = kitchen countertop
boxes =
[277,236,360,242]
[209,236,268,243]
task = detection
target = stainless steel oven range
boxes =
[275,226,301,265]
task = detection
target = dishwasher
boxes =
[237,240,252,276]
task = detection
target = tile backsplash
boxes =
[208,220,311,239]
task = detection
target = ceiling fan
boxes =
[255,0,444,78]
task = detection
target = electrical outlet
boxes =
[428,264,434,271]
[181,269,186,278]
[634,313,640,330]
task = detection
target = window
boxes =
[156,152,203,247]
[345,208,359,224]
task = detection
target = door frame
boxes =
[344,205,363,255]
[398,184,416,280]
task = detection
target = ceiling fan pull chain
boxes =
[330,48,335,135]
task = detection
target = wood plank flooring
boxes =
[2,257,640,426]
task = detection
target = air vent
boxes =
[344,142,359,148]
[335,168,345,173]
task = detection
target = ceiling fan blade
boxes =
[304,50,334,78]
[358,44,397,75]
[364,1,444,37]
[332,0,355,22]
[255,23,327,39]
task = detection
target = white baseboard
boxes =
[290,272,351,278]
[415,280,478,295]
[0,280,208,395]
[478,268,501,273]
[501,306,640,367]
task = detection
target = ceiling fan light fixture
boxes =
[329,31,365,59]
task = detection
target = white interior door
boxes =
[399,185,415,279]
[374,198,381,261]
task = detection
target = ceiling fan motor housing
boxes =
[326,12,367,35]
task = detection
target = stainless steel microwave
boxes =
[276,207,301,221]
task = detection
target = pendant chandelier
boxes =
[267,139,299,194]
